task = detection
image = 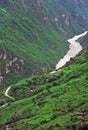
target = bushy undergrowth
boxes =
[0,48,88,130]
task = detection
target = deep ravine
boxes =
[2,31,88,105]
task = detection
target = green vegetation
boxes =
[0,1,88,129]
[79,33,88,46]
[0,48,88,130]
[0,0,88,87]
[0,1,68,87]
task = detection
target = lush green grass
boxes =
[0,1,69,88]
[0,48,88,130]
[1,0,88,88]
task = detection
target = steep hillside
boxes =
[0,48,88,130]
[0,0,88,87]
[44,0,88,32]
[79,33,88,46]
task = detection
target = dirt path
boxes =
[5,86,14,100]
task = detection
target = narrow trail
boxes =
[5,86,14,100]
[0,86,14,108]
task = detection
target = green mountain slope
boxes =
[0,0,88,87]
[0,48,88,130]
[79,33,88,46]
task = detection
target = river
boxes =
[55,31,88,70]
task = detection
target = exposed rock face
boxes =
[0,76,3,83]
[0,50,26,83]
[65,17,70,26]
[78,121,88,130]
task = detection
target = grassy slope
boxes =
[44,0,88,32]
[1,0,88,87]
[0,1,69,87]
[79,33,88,47]
[0,7,66,63]
[0,48,88,130]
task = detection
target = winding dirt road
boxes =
[0,86,14,108]
[5,86,14,100]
